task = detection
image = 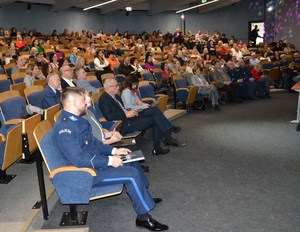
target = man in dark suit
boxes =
[42,73,62,109]
[53,87,168,231]
[60,65,77,89]
[99,78,185,155]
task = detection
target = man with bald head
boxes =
[99,78,185,155]
[60,65,76,89]
[42,72,62,109]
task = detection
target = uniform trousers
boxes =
[93,161,155,215]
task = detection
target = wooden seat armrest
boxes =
[98,117,107,122]
[5,118,25,125]
[0,133,6,142]
[50,166,97,178]
[142,97,156,102]
[155,94,167,97]
[176,87,189,92]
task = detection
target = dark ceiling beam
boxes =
[0,0,15,7]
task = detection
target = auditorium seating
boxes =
[34,120,123,226]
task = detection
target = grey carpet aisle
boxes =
[33,91,300,232]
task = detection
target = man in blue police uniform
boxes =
[53,87,168,231]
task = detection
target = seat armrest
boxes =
[176,87,189,92]
[50,165,97,178]
[142,97,156,103]
[5,118,25,125]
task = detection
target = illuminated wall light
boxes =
[267,6,274,12]
[125,7,132,11]
[83,0,117,11]
[181,13,185,19]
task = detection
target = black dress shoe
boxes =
[214,105,220,111]
[170,126,181,134]
[136,217,169,231]
[165,139,187,147]
[152,147,170,155]
[153,198,162,204]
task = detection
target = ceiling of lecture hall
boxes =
[0,0,242,14]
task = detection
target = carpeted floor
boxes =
[12,91,300,232]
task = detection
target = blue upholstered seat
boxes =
[36,122,123,205]
[0,80,11,93]
[27,91,44,109]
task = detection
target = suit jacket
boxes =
[42,85,61,109]
[60,78,77,89]
[99,92,127,121]
[211,68,231,84]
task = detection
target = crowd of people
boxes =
[1,26,300,230]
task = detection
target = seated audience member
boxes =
[211,59,239,102]
[4,48,16,65]
[15,35,27,51]
[226,61,245,102]
[49,53,59,69]
[171,59,183,75]
[293,52,300,64]
[272,51,281,62]
[249,53,260,67]
[160,62,172,84]
[75,56,90,72]
[207,40,217,55]
[130,57,144,77]
[190,66,220,111]
[283,43,295,55]
[82,89,123,144]
[42,63,53,77]
[121,75,152,111]
[36,53,48,67]
[24,63,46,87]
[178,49,189,66]
[58,58,69,70]
[94,49,111,81]
[284,61,300,91]
[53,87,168,231]
[106,51,120,71]
[203,54,212,66]
[251,63,273,97]
[69,47,78,65]
[185,60,195,75]
[99,78,185,155]
[230,45,243,60]
[54,45,64,61]
[42,72,62,109]
[60,65,76,89]
[11,55,27,74]
[144,52,156,71]
[32,39,44,54]
[119,56,136,77]
[218,44,230,61]
[75,68,98,94]
[29,47,38,58]
[237,60,256,99]
[280,54,289,67]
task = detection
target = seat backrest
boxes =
[44,104,61,127]
[10,83,26,99]
[34,120,70,173]
[0,95,28,121]
[33,79,47,87]
[24,85,44,108]
[101,73,115,83]
[138,84,156,100]
[175,78,188,89]
[0,80,11,93]
[11,72,25,84]
[1,123,22,171]
[141,72,155,81]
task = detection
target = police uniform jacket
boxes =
[53,110,114,171]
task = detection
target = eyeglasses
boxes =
[109,84,118,88]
